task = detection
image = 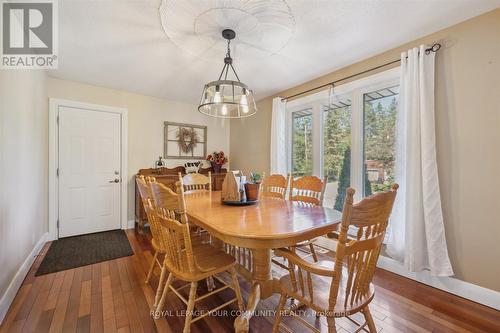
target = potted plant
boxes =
[206,151,228,174]
[244,172,261,201]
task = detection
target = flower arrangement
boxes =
[206,151,228,166]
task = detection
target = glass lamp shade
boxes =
[198,80,257,118]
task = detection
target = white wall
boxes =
[47,78,230,221]
[0,70,49,320]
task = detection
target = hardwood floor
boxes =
[1,229,499,333]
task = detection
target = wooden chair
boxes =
[179,171,212,192]
[136,175,165,284]
[178,172,212,243]
[288,175,328,262]
[289,174,327,207]
[151,183,245,333]
[260,173,289,199]
[139,176,207,284]
[272,184,398,333]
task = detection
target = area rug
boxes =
[35,229,133,276]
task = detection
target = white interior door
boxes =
[58,106,121,237]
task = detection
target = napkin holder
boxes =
[221,172,240,202]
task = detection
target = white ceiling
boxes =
[50,0,500,104]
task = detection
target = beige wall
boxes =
[0,70,48,304]
[48,78,231,222]
[230,9,500,291]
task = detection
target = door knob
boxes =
[109,178,120,183]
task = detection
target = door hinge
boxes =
[57,219,59,228]
[56,115,59,125]
[56,168,59,177]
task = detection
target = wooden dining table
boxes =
[183,190,343,332]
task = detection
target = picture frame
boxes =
[164,121,207,159]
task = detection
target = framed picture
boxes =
[164,121,207,159]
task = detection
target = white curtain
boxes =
[270,97,287,175]
[387,45,454,276]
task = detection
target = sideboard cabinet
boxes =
[135,166,227,231]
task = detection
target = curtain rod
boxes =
[281,43,441,102]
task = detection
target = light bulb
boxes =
[213,91,221,103]
[240,93,249,113]
[240,94,248,105]
[221,104,228,116]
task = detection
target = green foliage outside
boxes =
[329,96,397,209]
[323,105,351,182]
[292,93,397,209]
[333,147,373,211]
[292,113,313,176]
[363,97,397,192]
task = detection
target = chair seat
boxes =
[294,238,318,247]
[171,244,236,281]
[279,266,374,316]
[194,246,236,274]
[151,235,214,254]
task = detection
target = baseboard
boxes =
[315,236,500,310]
[0,232,49,324]
[126,219,135,229]
[377,256,500,310]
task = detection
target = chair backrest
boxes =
[328,184,398,312]
[289,175,327,206]
[260,173,289,199]
[178,172,212,192]
[136,175,162,241]
[149,178,188,224]
[136,175,152,204]
[150,184,197,276]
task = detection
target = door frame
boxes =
[48,98,128,240]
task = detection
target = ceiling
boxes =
[50,0,500,104]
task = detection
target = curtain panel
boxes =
[270,97,288,175]
[387,45,454,276]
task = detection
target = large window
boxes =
[286,68,399,208]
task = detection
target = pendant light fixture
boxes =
[198,29,257,118]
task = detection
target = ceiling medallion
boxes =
[198,29,257,118]
[158,0,295,60]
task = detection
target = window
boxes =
[363,86,399,196]
[291,110,313,176]
[286,68,399,208]
[323,99,351,210]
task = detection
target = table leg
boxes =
[234,248,278,332]
[234,282,260,333]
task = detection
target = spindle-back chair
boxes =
[272,184,398,333]
[260,173,289,199]
[179,172,212,192]
[288,175,328,262]
[150,182,245,333]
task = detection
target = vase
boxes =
[244,183,260,201]
[211,162,221,174]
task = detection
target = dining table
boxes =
[183,190,343,333]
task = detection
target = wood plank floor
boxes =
[1,229,499,333]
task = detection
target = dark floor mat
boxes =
[35,229,134,276]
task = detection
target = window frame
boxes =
[285,67,400,202]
